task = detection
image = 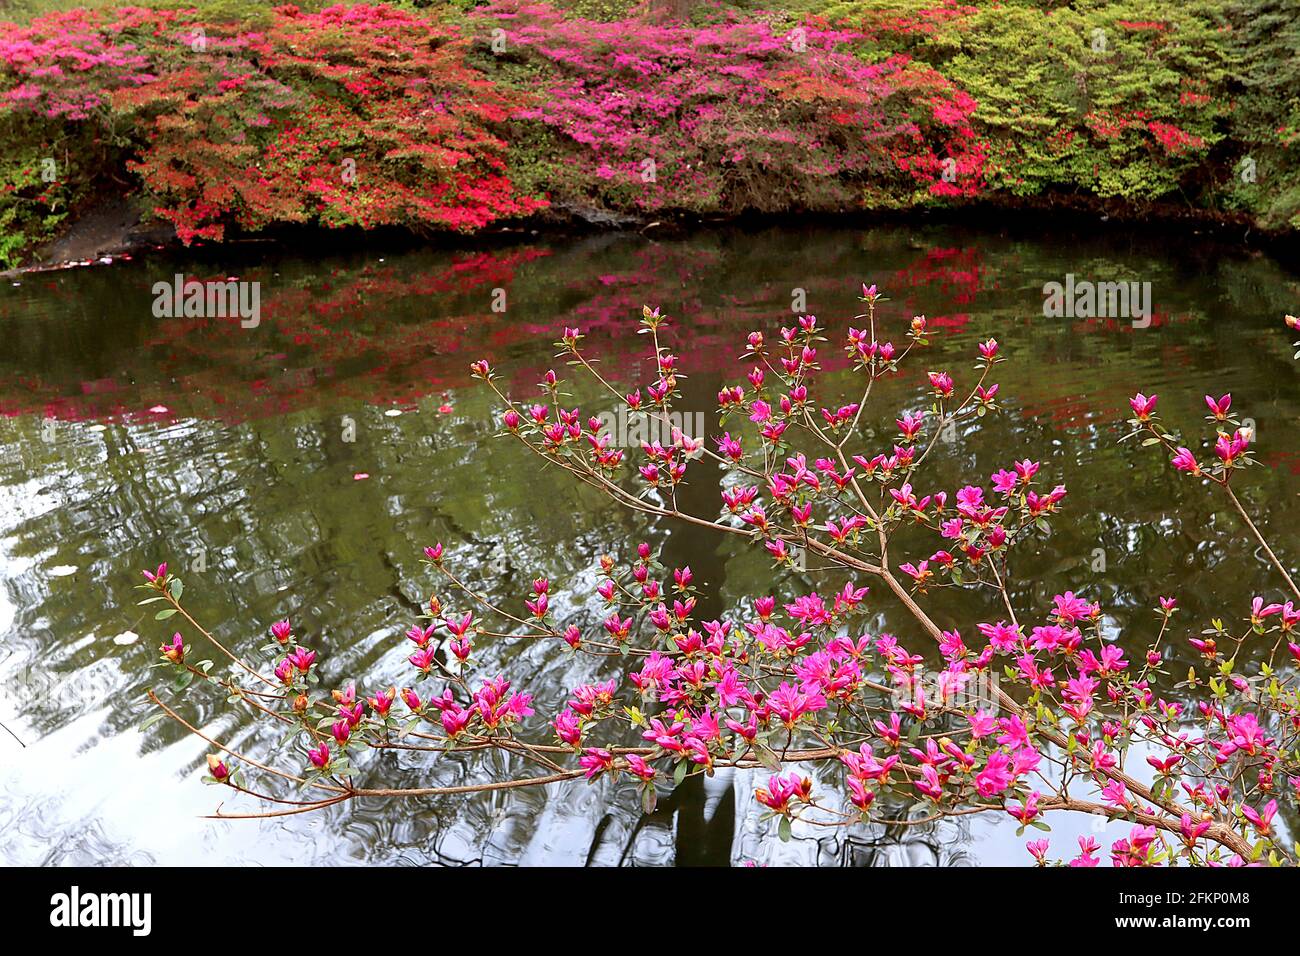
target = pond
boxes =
[1,222,1297,866]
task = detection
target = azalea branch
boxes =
[131,295,1299,868]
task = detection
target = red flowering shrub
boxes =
[474,1,985,214]
[0,4,545,245]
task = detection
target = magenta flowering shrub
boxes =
[476,1,985,214]
[141,297,1300,866]
[0,7,157,120]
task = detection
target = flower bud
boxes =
[160,633,184,665]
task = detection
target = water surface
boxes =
[1,223,1297,865]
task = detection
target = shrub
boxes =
[808,0,1236,203]
[473,1,985,215]
[0,4,546,247]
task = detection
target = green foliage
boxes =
[810,0,1237,202]
[0,114,102,268]
[1224,0,1300,229]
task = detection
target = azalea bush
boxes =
[4,0,1300,269]
[139,290,1300,866]
[807,0,1236,203]
[0,3,544,249]
[473,1,985,214]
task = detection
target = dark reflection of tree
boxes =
[635,366,738,866]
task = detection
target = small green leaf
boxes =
[754,745,781,772]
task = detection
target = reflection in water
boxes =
[1,224,1298,865]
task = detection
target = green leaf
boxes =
[169,578,183,600]
[154,608,178,620]
[778,815,793,842]
[754,745,781,772]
